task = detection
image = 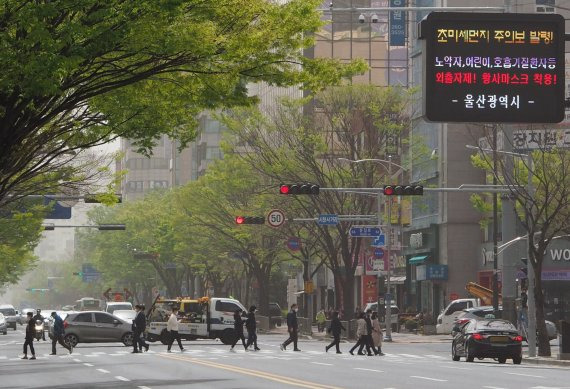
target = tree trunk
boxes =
[341,271,355,320]
[534,267,551,356]
[254,269,271,316]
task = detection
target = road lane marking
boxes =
[158,353,342,389]
[83,363,94,367]
[410,376,448,382]
[354,368,384,373]
[138,387,152,389]
[96,369,110,374]
[441,365,471,370]
[483,386,507,389]
[115,376,130,382]
[311,362,333,366]
[73,358,82,362]
[399,353,425,359]
[505,372,544,378]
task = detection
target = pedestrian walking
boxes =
[349,312,367,355]
[245,306,260,351]
[325,311,345,354]
[316,309,326,333]
[50,311,72,355]
[359,310,376,356]
[230,309,247,351]
[371,311,384,355]
[132,304,149,353]
[280,303,300,351]
[21,312,36,360]
[166,306,184,353]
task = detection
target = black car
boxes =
[452,319,522,364]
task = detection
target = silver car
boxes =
[62,311,133,348]
[0,305,18,330]
[0,313,7,335]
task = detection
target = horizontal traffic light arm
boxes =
[235,216,265,225]
[315,185,513,194]
[42,224,126,230]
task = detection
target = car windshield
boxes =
[0,308,15,316]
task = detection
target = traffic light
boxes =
[235,216,265,225]
[383,185,423,196]
[279,183,320,195]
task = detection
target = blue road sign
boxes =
[287,237,301,251]
[349,226,382,237]
[318,214,339,225]
[371,234,386,247]
[374,247,385,259]
[82,263,101,283]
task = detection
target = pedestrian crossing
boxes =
[0,347,451,363]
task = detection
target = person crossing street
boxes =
[166,306,184,353]
[280,304,300,351]
[245,306,260,351]
[325,311,345,354]
[21,312,36,360]
[132,304,149,353]
[230,309,247,351]
[50,311,72,355]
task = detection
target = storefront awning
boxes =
[409,255,428,265]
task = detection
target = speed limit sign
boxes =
[267,209,286,228]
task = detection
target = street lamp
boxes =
[338,156,406,342]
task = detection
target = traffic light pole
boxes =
[385,158,393,342]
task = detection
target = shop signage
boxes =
[421,12,565,123]
[416,264,449,281]
[389,0,406,47]
[410,232,424,249]
[550,248,570,261]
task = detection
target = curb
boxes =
[523,357,570,367]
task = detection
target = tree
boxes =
[222,85,415,315]
[471,126,570,356]
[0,204,47,288]
[0,0,365,209]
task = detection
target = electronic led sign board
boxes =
[421,12,565,123]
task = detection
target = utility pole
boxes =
[384,156,393,342]
[526,152,537,358]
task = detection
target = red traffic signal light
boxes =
[383,185,423,196]
[235,216,264,225]
[279,183,319,195]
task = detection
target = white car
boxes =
[0,313,7,335]
[364,302,400,332]
[105,302,133,315]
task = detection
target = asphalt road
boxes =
[1,328,568,389]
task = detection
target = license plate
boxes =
[489,336,508,343]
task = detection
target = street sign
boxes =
[421,12,565,123]
[349,226,382,237]
[286,237,301,251]
[374,247,385,259]
[267,209,286,228]
[318,214,339,225]
[82,263,101,283]
[371,234,386,247]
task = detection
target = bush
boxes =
[405,319,418,331]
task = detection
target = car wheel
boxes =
[452,343,460,361]
[160,330,170,345]
[513,355,522,365]
[122,332,133,347]
[220,329,236,345]
[498,357,507,364]
[465,343,475,362]
[64,334,78,348]
[2,330,6,335]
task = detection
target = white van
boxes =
[436,298,480,334]
[105,302,133,315]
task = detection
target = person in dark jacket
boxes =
[132,304,149,353]
[325,311,345,354]
[280,304,300,351]
[21,312,36,360]
[50,311,72,355]
[230,309,247,351]
[245,305,260,351]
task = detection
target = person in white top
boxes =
[166,306,184,352]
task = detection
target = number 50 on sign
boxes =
[267,209,286,228]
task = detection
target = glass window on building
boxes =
[205,146,222,161]
[149,180,169,189]
[127,181,144,192]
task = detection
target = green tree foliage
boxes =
[470,128,570,356]
[0,0,366,208]
[221,85,415,314]
[0,205,46,287]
